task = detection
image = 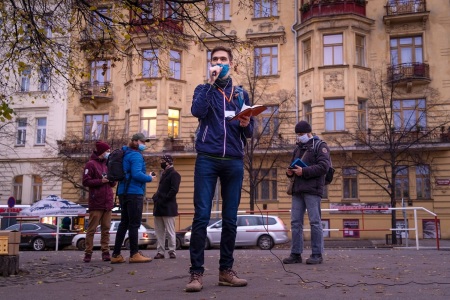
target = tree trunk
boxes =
[0,255,19,277]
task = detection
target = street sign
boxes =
[7,197,15,208]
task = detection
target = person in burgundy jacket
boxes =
[82,141,116,263]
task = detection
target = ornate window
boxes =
[323,34,343,65]
[254,46,278,76]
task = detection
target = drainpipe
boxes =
[291,0,299,123]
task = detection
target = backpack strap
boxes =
[313,139,332,166]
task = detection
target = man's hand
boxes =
[288,166,303,176]
[208,65,222,84]
[238,115,250,127]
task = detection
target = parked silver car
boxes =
[184,215,289,250]
[72,221,156,251]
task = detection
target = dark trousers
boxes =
[113,194,143,256]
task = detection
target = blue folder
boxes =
[289,158,308,168]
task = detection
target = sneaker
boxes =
[169,251,176,259]
[102,251,111,262]
[110,254,125,264]
[306,254,323,265]
[129,251,152,263]
[154,253,165,259]
[218,269,248,287]
[185,272,203,292]
[83,253,92,263]
[282,253,302,264]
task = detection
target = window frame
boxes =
[32,175,43,202]
[254,168,278,202]
[90,60,111,83]
[39,65,51,92]
[303,101,312,125]
[35,117,47,145]
[142,49,159,78]
[140,108,157,138]
[395,166,410,200]
[357,99,367,130]
[13,175,23,204]
[303,38,312,70]
[207,0,230,22]
[390,35,423,65]
[416,165,431,200]
[169,50,181,80]
[84,114,109,141]
[393,98,426,131]
[16,118,27,146]
[323,33,343,66]
[355,34,365,66]
[20,66,31,92]
[254,0,278,18]
[324,98,345,131]
[254,45,278,76]
[342,166,358,200]
[168,108,180,138]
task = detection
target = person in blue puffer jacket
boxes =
[111,133,156,264]
[186,46,254,293]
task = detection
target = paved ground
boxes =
[1,240,450,300]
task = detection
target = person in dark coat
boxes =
[82,141,115,263]
[152,155,181,259]
[283,121,331,265]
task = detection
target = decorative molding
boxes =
[301,74,312,97]
[357,72,369,94]
[323,70,345,93]
[169,83,182,105]
[140,83,157,102]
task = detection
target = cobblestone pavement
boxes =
[1,240,449,300]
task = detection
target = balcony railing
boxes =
[80,81,113,102]
[385,0,427,16]
[57,138,128,155]
[300,0,366,23]
[387,62,430,83]
[355,127,449,146]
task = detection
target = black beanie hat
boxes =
[295,121,312,134]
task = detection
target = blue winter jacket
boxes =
[117,146,153,195]
[191,78,254,159]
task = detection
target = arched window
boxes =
[13,176,23,204]
[32,175,43,202]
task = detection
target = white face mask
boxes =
[297,133,310,144]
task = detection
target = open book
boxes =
[226,104,267,121]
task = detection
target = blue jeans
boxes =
[113,194,143,256]
[290,193,323,255]
[189,154,244,273]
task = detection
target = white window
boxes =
[36,117,47,145]
[168,108,180,138]
[21,67,31,92]
[324,34,343,65]
[16,118,27,146]
[325,99,345,131]
[254,46,278,76]
[207,0,230,22]
[140,108,157,138]
[32,175,43,202]
[170,50,181,79]
[90,60,111,83]
[84,114,108,140]
[143,49,159,77]
[393,99,426,131]
[355,34,365,66]
[254,0,278,18]
[39,65,51,91]
[390,36,423,65]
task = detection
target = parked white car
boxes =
[184,215,289,250]
[72,221,156,251]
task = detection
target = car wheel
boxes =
[124,239,130,250]
[33,237,46,251]
[176,237,182,250]
[76,239,86,251]
[257,235,273,250]
[204,238,210,250]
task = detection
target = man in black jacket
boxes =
[283,121,331,265]
[152,155,181,259]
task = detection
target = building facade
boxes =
[2,0,449,240]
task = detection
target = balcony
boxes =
[383,0,429,29]
[80,81,113,103]
[57,138,128,155]
[387,62,430,84]
[355,127,449,147]
[300,0,367,23]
